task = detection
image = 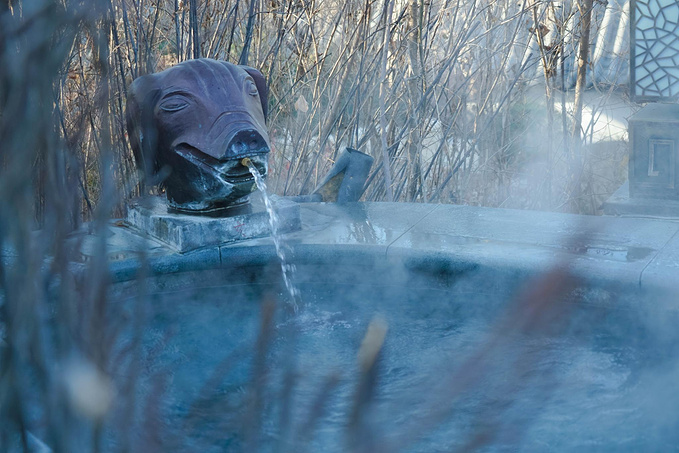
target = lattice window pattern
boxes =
[632,0,679,101]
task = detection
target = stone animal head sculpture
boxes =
[126,58,270,216]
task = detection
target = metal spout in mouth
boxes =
[220,154,266,184]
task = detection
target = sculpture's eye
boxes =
[246,79,258,97]
[159,96,189,112]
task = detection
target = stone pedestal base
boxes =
[603,181,679,218]
[126,193,301,253]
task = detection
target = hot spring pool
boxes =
[107,252,679,452]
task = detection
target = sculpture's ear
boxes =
[240,65,269,121]
[126,74,161,183]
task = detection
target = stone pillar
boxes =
[603,1,679,215]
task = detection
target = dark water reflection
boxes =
[111,267,679,452]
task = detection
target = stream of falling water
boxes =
[244,159,299,312]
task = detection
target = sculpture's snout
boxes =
[225,128,269,159]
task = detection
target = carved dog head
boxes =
[126,58,270,215]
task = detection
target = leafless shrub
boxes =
[0,0,630,451]
[2,0,626,218]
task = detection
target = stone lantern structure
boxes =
[605,0,679,214]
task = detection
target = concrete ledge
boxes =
[99,201,679,296]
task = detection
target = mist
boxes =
[2,0,676,451]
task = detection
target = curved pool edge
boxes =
[88,201,679,303]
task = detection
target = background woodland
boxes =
[2,0,630,226]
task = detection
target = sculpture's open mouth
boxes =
[220,153,267,184]
[167,145,269,215]
[174,146,268,185]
